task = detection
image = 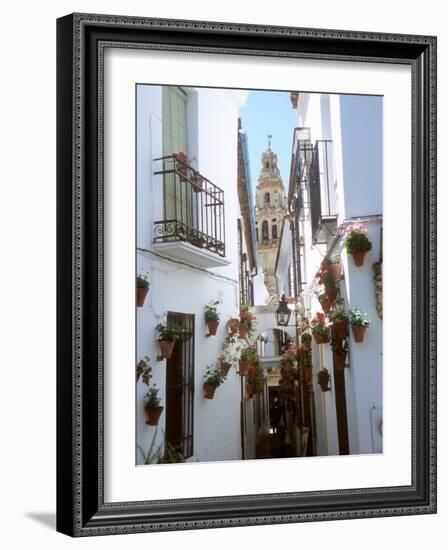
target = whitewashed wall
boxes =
[136,85,259,464]
[282,92,383,457]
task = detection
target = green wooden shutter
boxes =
[162,87,192,225]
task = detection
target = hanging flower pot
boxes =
[317,369,331,392]
[220,361,232,376]
[301,333,312,351]
[227,318,240,336]
[246,383,255,399]
[348,307,371,342]
[136,275,150,307]
[238,360,251,376]
[343,223,372,267]
[334,351,348,370]
[203,383,218,399]
[332,320,348,341]
[206,319,219,336]
[325,286,338,302]
[352,250,367,266]
[351,324,367,342]
[145,404,164,426]
[191,172,204,192]
[136,286,149,307]
[239,326,248,339]
[313,331,330,344]
[329,262,342,282]
[158,339,175,359]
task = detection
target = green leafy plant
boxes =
[301,333,312,344]
[137,430,185,465]
[136,356,152,385]
[328,253,341,264]
[203,365,226,387]
[204,300,220,321]
[348,306,371,327]
[240,345,258,363]
[344,223,373,254]
[137,273,150,289]
[328,304,348,323]
[219,334,241,365]
[247,363,265,393]
[330,338,349,354]
[157,442,185,464]
[156,321,188,342]
[145,384,162,408]
[311,313,328,335]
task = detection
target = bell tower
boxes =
[255,136,288,297]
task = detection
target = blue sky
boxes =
[239,90,298,196]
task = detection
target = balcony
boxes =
[153,155,229,268]
[308,140,338,244]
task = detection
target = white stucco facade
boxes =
[276,92,383,457]
[136,85,268,465]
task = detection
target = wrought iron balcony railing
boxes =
[153,155,226,257]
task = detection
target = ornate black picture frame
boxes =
[56,13,437,536]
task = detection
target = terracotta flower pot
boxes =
[220,361,232,376]
[238,360,251,376]
[332,320,348,341]
[334,351,347,370]
[302,340,311,351]
[246,383,255,399]
[158,339,175,359]
[313,331,329,345]
[203,383,217,399]
[351,324,367,343]
[329,262,342,282]
[352,250,367,267]
[145,405,164,426]
[136,286,149,307]
[192,173,203,192]
[227,318,240,336]
[239,326,248,339]
[206,319,219,336]
[325,286,338,302]
[318,378,330,392]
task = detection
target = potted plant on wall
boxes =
[322,271,338,302]
[156,321,183,359]
[343,223,373,266]
[317,368,331,392]
[328,252,342,282]
[246,363,264,399]
[218,334,240,376]
[317,292,333,313]
[136,356,152,384]
[301,332,312,351]
[331,338,349,369]
[311,312,330,344]
[239,304,256,339]
[204,300,220,336]
[348,306,371,342]
[238,345,257,376]
[136,274,150,307]
[329,304,349,341]
[144,384,164,426]
[203,365,227,399]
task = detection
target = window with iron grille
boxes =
[165,312,195,459]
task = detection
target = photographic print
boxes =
[135,85,383,465]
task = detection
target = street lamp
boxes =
[275,294,292,327]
